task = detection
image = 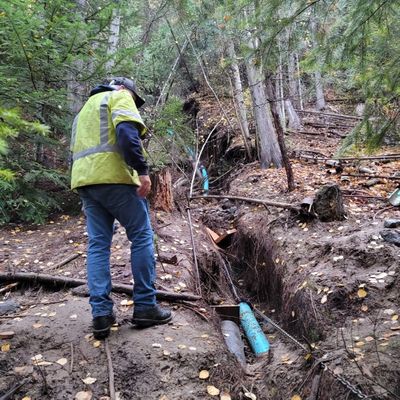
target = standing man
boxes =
[70,77,171,339]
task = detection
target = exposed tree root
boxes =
[0,272,201,302]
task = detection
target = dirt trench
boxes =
[196,200,400,400]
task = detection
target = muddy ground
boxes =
[2,106,400,399]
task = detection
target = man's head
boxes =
[109,77,145,108]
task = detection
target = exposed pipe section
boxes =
[239,302,270,356]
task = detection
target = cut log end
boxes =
[314,184,345,222]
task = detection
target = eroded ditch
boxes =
[195,200,400,399]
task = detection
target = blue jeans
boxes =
[78,184,156,318]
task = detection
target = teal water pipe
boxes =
[239,302,270,356]
[200,165,209,193]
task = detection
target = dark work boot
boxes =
[92,314,116,340]
[132,304,172,328]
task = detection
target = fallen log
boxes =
[304,121,356,130]
[190,194,302,212]
[345,174,400,181]
[294,149,329,158]
[0,272,201,302]
[343,194,387,200]
[298,154,400,163]
[289,130,347,138]
[295,109,363,121]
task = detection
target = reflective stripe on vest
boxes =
[100,93,112,144]
[70,115,79,151]
[72,143,120,161]
[111,110,142,124]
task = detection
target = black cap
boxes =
[109,77,145,108]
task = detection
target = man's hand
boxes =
[137,175,151,198]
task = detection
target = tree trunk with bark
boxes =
[227,40,252,159]
[67,0,88,115]
[149,167,174,212]
[284,99,302,131]
[311,17,326,111]
[105,6,121,73]
[266,78,295,191]
[288,53,299,108]
[245,36,282,168]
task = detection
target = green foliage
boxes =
[0,107,68,224]
[149,97,194,169]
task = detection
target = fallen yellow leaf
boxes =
[82,377,97,385]
[199,370,210,379]
[291,396,302,400]
[220,392,232,400]
[207,386,220,396]
[1,343,10,352]
[93,341,101,348]
[357,288,367,298]
[120,299,134,306]
[75,391,92,400]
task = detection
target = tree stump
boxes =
[314,183,345,222]
[149,167,174,212]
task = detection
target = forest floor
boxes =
[1,102,400,400]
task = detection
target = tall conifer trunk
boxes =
[105,5,121,73]
[227,40,252,159]
[311,16,326,110]
[67,0,87,115]
[245,36,282,168]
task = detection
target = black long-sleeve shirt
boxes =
[116,121,149,176]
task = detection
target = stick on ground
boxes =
[105,339,116,400]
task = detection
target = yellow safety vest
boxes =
[70,89,146,190]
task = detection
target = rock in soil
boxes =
[383,218,400,228]
[0,299,20,315]
[380,229,400,246]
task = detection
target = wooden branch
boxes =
[0,378,29,400]
[0,272,201,302]
[105,339,116,400]
[48,253,80,271]
[69,343,74,374]
[295,109,363,121]
[191,194,301,212]
[0,282,19,295]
